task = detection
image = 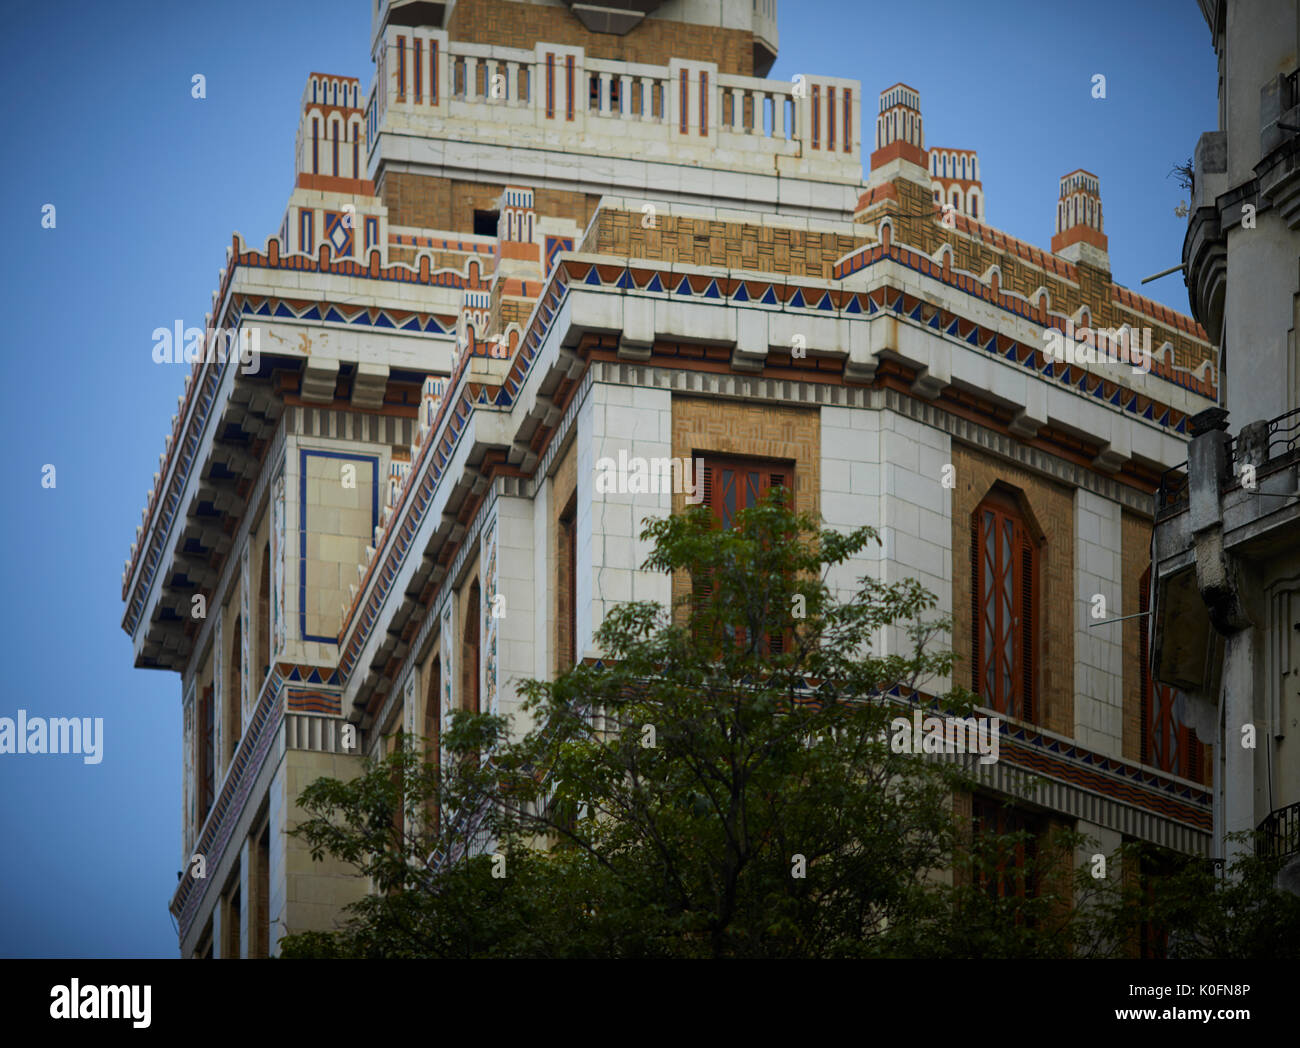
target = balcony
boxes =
[1257,800,1300,861]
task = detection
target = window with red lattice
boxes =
[970,488,1038,723]
[972,794,1045,904]
[695,455,793,657]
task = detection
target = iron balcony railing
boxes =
[1155,462,1190,518]
[1257,799,1300,861]
[1266,405,1300,460]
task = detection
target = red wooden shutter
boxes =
[1020,531,1034,724]
[199,684,214,819]
[695,463,715,611]
[970,517,981,693]
[1139,569,1151,763]
[764,468,789,656]
[972,495,1035,721]
[566,514,577,668]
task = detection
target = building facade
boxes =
[122,0,1219,957]
[1151,0,1300,884]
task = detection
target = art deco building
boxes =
[121,0,1219,957]
[1151,0,1300,884]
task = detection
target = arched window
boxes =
[1139,568,1204,781]
[970,192,979,220]
[970,487,1038,721]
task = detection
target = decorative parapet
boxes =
[337,244,1207,693]
[121,231,484,633]
[854,182,1217,400]
[364,31,860,184]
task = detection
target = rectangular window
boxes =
[697,455,793,654]
[225,614,242,772]
[311,118,319,174]
[396,36,406,102]
[558,497,578,672]
[352,127,359,181]
[331,122,338,176]
[546,53,555,118]
[811,85,820,149]
[425,657,442,834]
[565,55,575,120]
[199,683,215,821]
[699,455,790,531]
[430,40,439,104]
[1136,844,1192,958]
[699,71,708,135]
[224,883,242,958]
[680,68,689,134]
[589,73,600,111]
[971,492,1036,722]
[299,209,313,254]
[828,86,836,150]
[843,87,852,152]
[253,822,270,958]
[972,795,1044,903]
[463,579,481,715]
[414,39,422,102]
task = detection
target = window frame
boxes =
[695,452,794,656]
[970,487,1039,723]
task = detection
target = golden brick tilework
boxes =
[669,395,819,611]
[861,177,1214,379]
[448,0,758,75]
[950,441,1074,738]
[381,172,601,239]
[586,210,868,280]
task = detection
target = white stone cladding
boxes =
[532,472,552,681]
[1074,489,1124,755]
[820,405,951,685]
[582,381,675,659]
[878,413,953,676]
[492,491,539,735]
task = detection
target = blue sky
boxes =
[0,0,1214,957]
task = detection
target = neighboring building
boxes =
[122,0,1219,958]
[1151,0,1300,883]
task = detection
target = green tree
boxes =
[283,492,1280,958]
